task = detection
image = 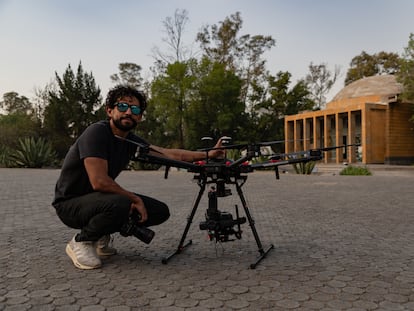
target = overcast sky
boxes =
[1,0,413,103]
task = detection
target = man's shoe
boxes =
[66,235,102,269]
[96,235,117,257]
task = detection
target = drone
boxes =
[119,135,359,269]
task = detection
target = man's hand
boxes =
[130,196,147,223]
[207,137,226,159]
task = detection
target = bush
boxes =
[0,145,13,167]
[128,160,162,171]
[8,137,58,168]
[340,165,372,176]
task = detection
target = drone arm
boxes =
[134,152,201,171]
[228,144,261,168]
[251,151,322,170]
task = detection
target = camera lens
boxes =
[130,226,155,244]
[120,215,155,244]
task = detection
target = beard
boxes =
[112,116,137,132]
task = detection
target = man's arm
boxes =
[149,138,225,162]
[83,157,147,222]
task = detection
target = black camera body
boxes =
[120,210,155,244]
[199,209,246,242]
[199,189,246,242]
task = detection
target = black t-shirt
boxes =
[52,120,148,204]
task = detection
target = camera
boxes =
[199,191,246,242]
[199,209,246,242]
[120,210,155,244]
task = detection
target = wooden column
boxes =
[348,110,357,163]
[324,114,331,163]
[336,113,344,163]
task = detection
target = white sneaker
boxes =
[66,235,102,269]
[96,235,117,257]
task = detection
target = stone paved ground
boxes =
[0,167,413,310]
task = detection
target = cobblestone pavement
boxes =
[0,167,413,310]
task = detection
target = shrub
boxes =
[128,160,162,171]
[0,145,13,167]
[8,137,58,168]
[339,165,372,176]
[292,161,316,174]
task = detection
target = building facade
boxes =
[284,75,414,165]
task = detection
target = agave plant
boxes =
[292,160,316,175]
[9,137,57,168]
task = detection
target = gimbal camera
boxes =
[117,135,359,268]
[198,171,246,243]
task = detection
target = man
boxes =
[52,85,224,270]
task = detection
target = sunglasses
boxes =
[115,102,142,115]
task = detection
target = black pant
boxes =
[54,192,170,242]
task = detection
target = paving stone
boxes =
[1,168,413,310]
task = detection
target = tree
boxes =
[397,33,414,122]
[43,62,102,157]
[196,12,275,108]
[305,62,340,109]
[0,92,33,115]
[250,71,314,142]
[188,58,245,148]
[32,81,58,124]
[0,92,41,153]
[110,62,143,89]
[150,60,197,148]
[0,113,41,150]
[345,51,401,85]
[152,9,193,67]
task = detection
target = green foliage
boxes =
[249,71,314,143]
[340,165,372,176]
[225,149,242,162]
[0,145,13,167]
[110,63,143,88]
[397,33,414,122]
[0,112,41,150]
[127,160,162,171]
[150,60,196,148]
[345,51,401,85]
[188,59,245,148]
[0,92,33,115]
[292,161,316,175]
[43,62,103,158]
[196,11,275,110]
[8,137,57,168]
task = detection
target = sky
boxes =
[1,0,413,104]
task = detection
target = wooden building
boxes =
[284,75,414,164]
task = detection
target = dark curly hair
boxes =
[105,85,147,112]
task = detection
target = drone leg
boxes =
[162,183,206,264]
[235,183,274,269]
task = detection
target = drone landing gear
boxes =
[162,177,274,269]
